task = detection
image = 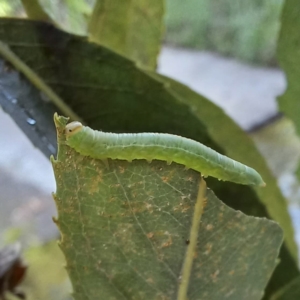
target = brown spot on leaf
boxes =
[147,232,154,239]
[161,239,172,248]
[118,166,125,173]
[146,277,154,284]
[206,224,214,231]
[108,197,116,203]
[161,233,172,248]
[204,243,213,255]
[187,176,194,182]
[173,202,191,213]
[161,176,170,183]
[210,269,220,282]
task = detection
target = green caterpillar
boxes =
[65,121,265,187]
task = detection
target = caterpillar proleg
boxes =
[65,122,265,187]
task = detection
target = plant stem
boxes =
[177,176,207,300]
[0,41,83,122]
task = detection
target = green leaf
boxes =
[21,0,53,23]
[0,41,81,121]
[270,276,300,300]
[43,0,92,35]
[277,0,300,179]
[277,0,300,133]
[0,56,58,157]
[65,0,92,15]
[88,0,165,69]
[0,19,297,293]
[144,72,298,262]
[52,114,283,300]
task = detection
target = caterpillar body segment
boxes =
[65,122,265,187]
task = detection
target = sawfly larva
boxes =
[65,121,265,187]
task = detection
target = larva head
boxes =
[65,121,83,136]
[65,121,85,150]
[65,123,105,157]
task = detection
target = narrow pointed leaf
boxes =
[277,0,300,134]
[277,0,300,179]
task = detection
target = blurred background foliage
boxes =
[0,0,283,65]
[165,0,283,65]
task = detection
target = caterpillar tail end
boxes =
[260,182,266,187]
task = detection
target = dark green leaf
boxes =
[0,57,57,157]
[270,275,300,300]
